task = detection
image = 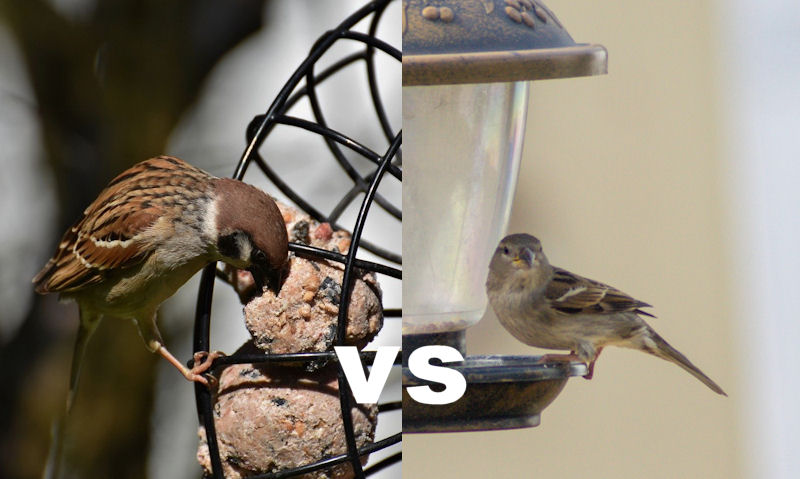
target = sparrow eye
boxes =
[502,246,510,256]
[253,249,267,264]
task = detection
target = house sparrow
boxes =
[33,155,288,409]
[486,233,726,396]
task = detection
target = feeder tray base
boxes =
[403,354,587,432]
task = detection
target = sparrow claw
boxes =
[181,350,225,388]
[583,347,602,380]
[535,352,582,365]
[191,350,225,374]
[186,372,210,387]
[185,371,219,389]
[535,352,596,379]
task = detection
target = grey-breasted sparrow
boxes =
[486,233,726,396]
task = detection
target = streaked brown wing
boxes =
[545,267,654,317]
[33,200,160,293]
[33,156,207,293]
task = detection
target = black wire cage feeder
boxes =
[192,1,401,478]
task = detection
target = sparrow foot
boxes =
[186,351,226,386]
[536,352,582,364]
[536,352,597,380]
[191,350,225,374]
[156,345,224,387]
[583,347,603,380]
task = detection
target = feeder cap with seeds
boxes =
[402,0,608,85]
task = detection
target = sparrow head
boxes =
[487,233,551,291]
[213,178,288,294]
[491,233,546,268]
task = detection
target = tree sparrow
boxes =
[33,156,288,409]
[486,233,726,396]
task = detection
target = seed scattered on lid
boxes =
[422,5,439,20]
[505,6,522,23]
[521,11,536,28]
[440,6,454,23]
[534,6,548,23]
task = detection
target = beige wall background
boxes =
[404,1,746,477]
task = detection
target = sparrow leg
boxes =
[155,345,210,386]
[583,347,604,380]
[134,313,212,386]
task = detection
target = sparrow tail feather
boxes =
[45,311,102,479]
[66,313,101,412]
[642,329,727,396]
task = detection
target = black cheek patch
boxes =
[218,232,244,260]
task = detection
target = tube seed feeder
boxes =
[402,0,607,432]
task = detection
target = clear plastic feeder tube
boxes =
[403,81,529,335]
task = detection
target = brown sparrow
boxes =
[33,156,288,409]
[486,233,726,396]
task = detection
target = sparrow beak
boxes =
[515,247,535,268]
[248,263,284,295]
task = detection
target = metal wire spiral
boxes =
[192,1,401,477]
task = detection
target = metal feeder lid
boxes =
[403,0,607,86]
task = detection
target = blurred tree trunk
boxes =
[0,0,268,477]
